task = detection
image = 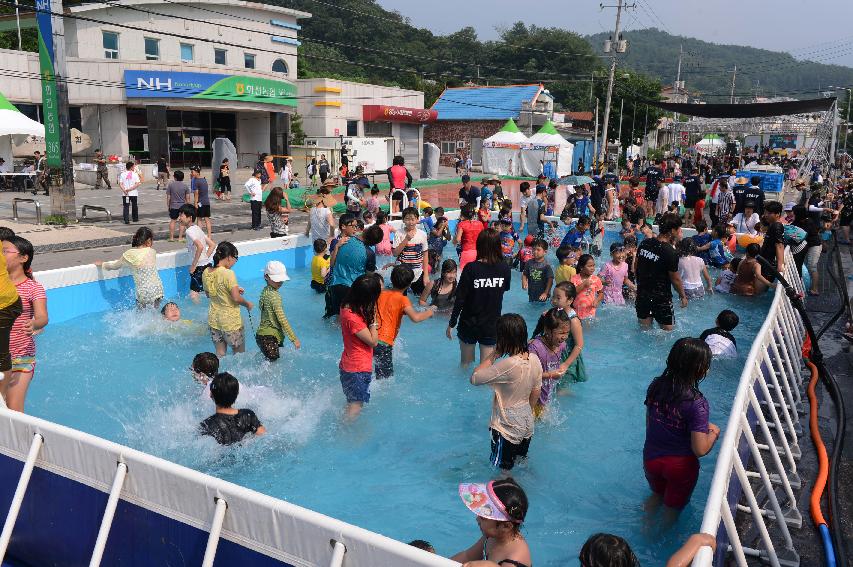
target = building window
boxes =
[272,58,288,75]
[346,120,358,136]
[440,141,458,155]
[244,53,256,69]
[180,43,194,63]
[144,37,159,61]
[214,48,226,65]
[102,31,119,59]
[364,121,392,137]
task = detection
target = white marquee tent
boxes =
[482,119,528,176]
[695,134,726,154]
[520,121,574,177]
[0,90,45,166]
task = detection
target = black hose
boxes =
[756,253,848,567]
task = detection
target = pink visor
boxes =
[458,481,514,523]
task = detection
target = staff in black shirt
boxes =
[758,201,785,280]
[643,160,664,217]
[741,176,765,215]
[447,228,511,365]
[635,213,688,331]
[732,176,749,213]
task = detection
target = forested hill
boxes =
[585,28,853,101]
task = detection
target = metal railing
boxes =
[693,247,807,567]
[81,205,112,222]
[11,198,42,225]
[389,188,422,219]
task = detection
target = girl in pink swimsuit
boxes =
[570,254,604,320]
[599,242,634,305]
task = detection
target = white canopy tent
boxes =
[520,121,574,177]
[482,119,528,176]
[694,134,726,154]
[0,90,45,166]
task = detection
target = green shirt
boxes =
[256,285,296,344]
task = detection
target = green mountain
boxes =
[585,28,853,101]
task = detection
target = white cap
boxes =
[263,260,289,282]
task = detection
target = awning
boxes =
[362,105,437,124]
[648,97,837,119]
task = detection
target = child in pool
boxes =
[527,308,571,417]
[339,273,382,419]
[708,224,732,268]
[256,260,301,362]
[514,235,535,272]
[199,372,266,446]
[691,220,712,265]
[599,242,633,306]
[374,211,395,256]
[619,218,635,240]
[589,212,605,256]
[554,245,577,284]
[521,239,553,303]
[202,242,253,356]
[701,309,739,358]
[310,238,330,294]
[191,352,218,387]
[623,235,639,302]
[714,258,741,294]
[95,226,164,309]
[428,216,450,260]
[452,478,531,567]
[570,254,603,320]
[422,259,458,310]
[532,284,586,386]
[498,218,519,266]
[677,238,713,299]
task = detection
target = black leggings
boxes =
[0,298,23,372]
[256,334,281,361]
[219,176,231,193]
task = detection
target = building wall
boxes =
[237,112,271,166]
[424,120,504,166]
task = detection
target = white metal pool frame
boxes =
[692,247,807,567]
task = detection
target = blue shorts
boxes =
[340,369,372,403]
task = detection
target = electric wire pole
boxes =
[598,0,633,167]
[730,65,737,104]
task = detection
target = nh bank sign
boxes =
[124,71,296,107]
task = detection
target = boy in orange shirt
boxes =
[374,265,434,378]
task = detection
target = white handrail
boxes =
[201,498,228,567]
[89,462,128,567]
[0,433,44,561]
[692,248,805,566]
[389,188,421,219]
[329,540,347,567]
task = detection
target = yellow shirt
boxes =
[311,254,330,284]
[0,251,19,309]
[202,267,243,332]
[555,264,576,284]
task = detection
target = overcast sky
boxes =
[377,0,853,68]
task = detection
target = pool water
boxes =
[28,233,771,566]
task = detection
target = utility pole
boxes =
[593,98,600,171]
[598,0,632,167]
[589,70,595,104]
[674,43,684,122]
[730,65,737,104]
[629,102,636,162]
[642,104,648,156]
[617,98,625,163]
[844,88,851,154]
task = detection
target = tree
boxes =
[593,71,665,151]
[290,112,305,145]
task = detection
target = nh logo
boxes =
[137,77,172,92]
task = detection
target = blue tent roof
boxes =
[432,84,542,120]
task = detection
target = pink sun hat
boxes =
[458,481,517,523]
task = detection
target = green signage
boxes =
[36,0,61,167]
[124,71,297,107]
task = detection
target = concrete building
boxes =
[3,0,308,167]
[424,84,553,167]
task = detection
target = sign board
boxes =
[36,0,61,167]
[362,105,437,124]
[334,128,340,136]
[680,131,689,146]
[124,71,296,107]
[191,136,205,149]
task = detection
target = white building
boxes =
[2,0,308,167]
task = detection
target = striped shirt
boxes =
[717,191,735,223]
[393,229,428,277]
[10,278,46,358]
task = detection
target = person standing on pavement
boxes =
[318,154,330,184]
[94,149,111,190]
[166,170,190,241]
[217,158,231,201]
[191,166,212,239]
[119,161,141,224]
[245,169,264,231]
[156,154,169,191]
[31,151,47,196]
[255,153,271,190]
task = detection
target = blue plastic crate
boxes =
[736,170,784,193]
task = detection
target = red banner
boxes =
[362,105,437,124]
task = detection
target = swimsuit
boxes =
[483,541,530,567]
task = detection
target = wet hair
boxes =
[338,212,356,228]
[764,201,783,215]
[422,206,433,217]
[160,301,179,315]
[576,253,595,273]
[711,224,727,239]
[579,533,639,567]
[192,352,219,378]
[440,258,458,278]
[342,273,382,326]
[7,236,34,278]
[646,337,712,407]
[178,203,197,221]
[539,307,571,339]
[401,207,419,219]
[173,170,184,182]
[576,215,591,227]
[623,234,638,247]
[694,220,707,232]
[556,245,574,263]
[553,280,577,302]
[390,264,415,290]
[408,540,435,553]
[677,237,698,257]
[212,241,238,267]
[491,478,528,531]
[431,259,458,302]
[532,238,548,251]
[210,372,239,408]
[520,181,531,192]
[132,226,154,247]
[494,313,530,358]
[460,204,475,220]
[434,207,445,216]
[475,228,504,265]
[745,242,760,257]
[361,224,384,247]
[375,210,388,225]
[313,238,327,254]
[729,257,742,272]
[393,155,405,166]
[0,227,15,241]
[264,187,285,213]
[717,309,740,332]
[658,213,682,235]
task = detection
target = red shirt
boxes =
[389,165,409,189]
[694,199,705,219]
[339,307,373,373]
[458,220,484,251]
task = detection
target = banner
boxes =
[124,71,296,107]
[36,0,61,167]
[362,105,437,123]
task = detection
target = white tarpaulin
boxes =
[695,135,726,154]
[0,89,45,165]
[482,119,527,176]
[520,121,573,177]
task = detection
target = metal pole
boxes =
[593,98,599,171]
[674,43,683,122]
[844,88,851,154]
[0,434,44,562]
[617,98,625,165]
[629,101,636,163]
[14,0,21,50]
[642,104,648,156]
[589,70,594,104]
[598,0,624,165]
[89,463,128,567]
[201,498,228,567]
[730,65,737,104]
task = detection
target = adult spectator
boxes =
[730,201,760,235]
[458,175,481,208]
[255,153,271,189]
[325,222,382,318]
[683,168,702,226]
[166,170,190,241]
[732,176,749,213]
[447,228,511,365]
[525,185,547,237]
[119,161,141,224]
[32,150,47,196]
[758,201,785,280]
[388,156,413,216]
[643,159,664,217]
[742,176,765,215]
[306,188,335,243]
[94,149,112,190]
[264,186,291,239]
[191,165,212,238]
[155,153,169,190]
[318,154,331,183]
[635,213,688,331]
